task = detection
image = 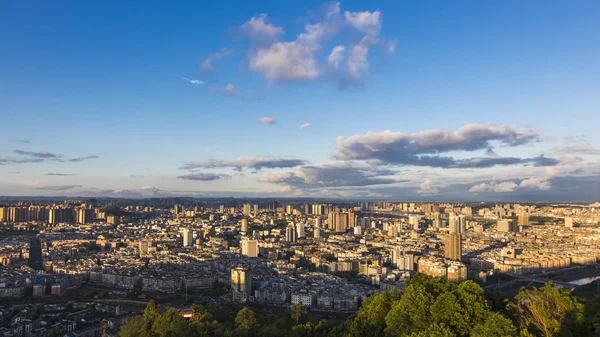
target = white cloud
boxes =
[182,77,205,85]
[201,47,232,71]
[259,117,276,125]
[299,123,311,130]
[240,14,284,45]
[519,177,552,191]
[344,10,381,35]
[328,45,345,68]
[469,181,519,193]
[417,179,440,196]
[249,41,319,81]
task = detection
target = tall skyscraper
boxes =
[0,207,7,222]
[241,238,258,257]
[296,222,305,238]
[28,236,44,270]
[182,228,192,247]
[444,233,462,261]
[231,266,252,293]
[285,223,297,242]
[518,212,530,226]
[253,204,259,215]
[313,227,321,239]
[241,218,249,233]
[243,204,251,216]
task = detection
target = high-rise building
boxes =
[444,233,462,261]
[253,204,259,215]
[173,204,184,215]
[296,222,305,238]
[28,236,44,270]
[285,223,297,242]
[243,204,251,216]
[77,208,94,224]
[497,219,517,232]
[335,213,348,233]
[0,207,7,222]
[315,218,322,228]
[231,266,252,293]
[448,213,460,233]
[139,240,151,254]
[182,228,192,247]
[241,218,249,232]
[313,227,321,239]
[241,238,258,257]
[517,212,529,226]
[565,217,574,228]
[409,215,422,230]
[219,205,225,213]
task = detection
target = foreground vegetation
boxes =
[120,274,600,337]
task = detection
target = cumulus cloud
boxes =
[519,176,552,191]
[334,123,549,168]
[344,10,381,35]
[469,176,552,193]
[238,2,390,85]
[257,162,398,192]
[201,47,232,71]
[259,116,276,125]
[239,14,284,45]
[299,123,312,130]
[181,156,308,171]
[469,181,518,193]
[182,77,205,85]
[178,173,231,181]
[328,45,345,68]
[417,179,440,196]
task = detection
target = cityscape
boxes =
[1,1,600,337]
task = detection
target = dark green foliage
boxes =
[120,276,600,337]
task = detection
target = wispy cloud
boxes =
[14,150,61,158]
[259,117,276,125]
[66,155,99,162]
[182,77,205,85]
[209,83,236,95]
[299,123,311,130]
[47,173,76,176]
[181,156,308,171]
[201,47,233,71]
[177,173,231,181]
[36,185,82,191]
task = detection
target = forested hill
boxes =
[119,274,600,337]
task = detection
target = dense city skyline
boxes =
[1,1,600,201]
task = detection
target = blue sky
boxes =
[1,1,599,200]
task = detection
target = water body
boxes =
[570,276,600,286]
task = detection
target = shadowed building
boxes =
[28,236,44,270]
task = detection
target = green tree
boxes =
[509,282,584,337]
[291,304,308,325]
[470,312,517,337]
[430,292,470,336]
[384,283,433,336]
[120,316,144,337]
[347,289,401,337]
[235,308,259,335]
[151,308,190,337]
